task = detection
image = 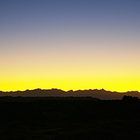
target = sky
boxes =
[0,0,140,91]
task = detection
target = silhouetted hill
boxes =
[0,89,140,100]
[0,96,140,139]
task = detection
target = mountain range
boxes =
[0,89,140,100]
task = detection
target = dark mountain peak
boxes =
[0,89,139,100]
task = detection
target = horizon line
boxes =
[0,88,140,93]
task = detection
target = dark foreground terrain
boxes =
[0,96,140,139]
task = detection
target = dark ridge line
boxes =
[0,88,139,93]
[0,88,140,100]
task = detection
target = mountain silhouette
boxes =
[0,88,140,100]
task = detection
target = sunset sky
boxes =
[0,0,140,91]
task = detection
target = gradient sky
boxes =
[0,0,140,91]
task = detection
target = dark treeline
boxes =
[0,96,140,139]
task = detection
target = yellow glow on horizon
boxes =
[1,61,140,92]
[0,77,140,92]
[0,38,140,92]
